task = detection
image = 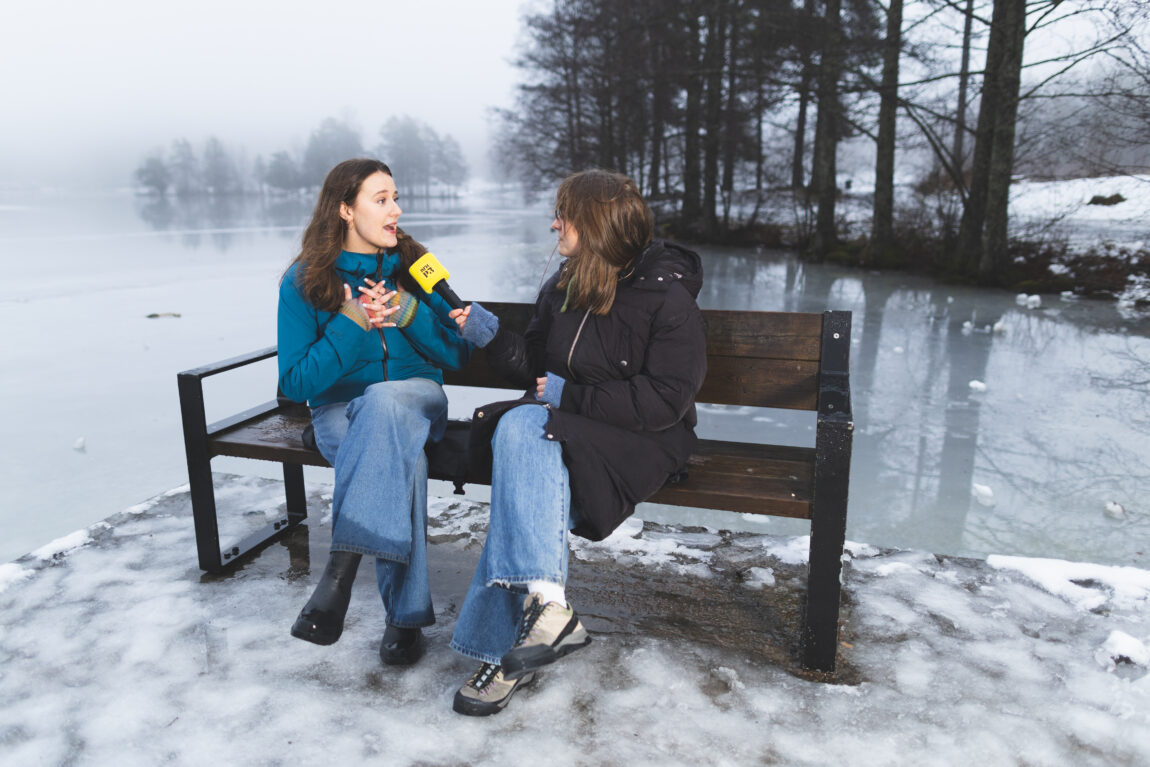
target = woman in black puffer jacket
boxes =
[447,170,707,716]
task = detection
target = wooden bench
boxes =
[177,304,853,672]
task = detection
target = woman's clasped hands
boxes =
[346,277,400,328]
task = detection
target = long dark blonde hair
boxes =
[284,158,425,312]
[554,170,654,315]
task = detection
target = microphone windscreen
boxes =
[410,253,449,294]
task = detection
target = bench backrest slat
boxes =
[440,302,824,413]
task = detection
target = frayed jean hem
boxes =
[449,639,503,666]
[487,576,563,590]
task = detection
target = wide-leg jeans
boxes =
[450,404,575,664]
[310,378,447,629]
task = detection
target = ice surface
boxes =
[4,191,1150,568]
[2,476,1147,765]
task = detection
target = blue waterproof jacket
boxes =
[278,250,471,406]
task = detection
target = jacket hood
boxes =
[628,238,704,299]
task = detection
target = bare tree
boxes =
[811,0,845,257]
[871,0,906,257]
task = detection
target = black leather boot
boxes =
[379,625,425,666]
[291,551,362,645]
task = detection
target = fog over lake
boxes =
[2,189,1147,567]
[0,1,523,189]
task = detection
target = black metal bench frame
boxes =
[177,304,852,672]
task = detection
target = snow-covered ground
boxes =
[1010,175,1150,246]
[0,477,1147,765]
[1011,175,1150,310]
[826,171,1150,306]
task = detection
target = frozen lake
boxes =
[1,189,1148,566]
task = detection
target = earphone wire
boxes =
[537,240,560,294]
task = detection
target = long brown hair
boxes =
[283,158,425,312]
[554,170,653,315]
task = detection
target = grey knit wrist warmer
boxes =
[460,302,500,348]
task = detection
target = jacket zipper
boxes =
[377,327,389,380]
[566,310,591,379]
[374,253,389,381]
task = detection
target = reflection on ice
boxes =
[1,193,1148,567]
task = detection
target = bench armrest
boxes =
[178,345,284,446]
[178,345,278,381]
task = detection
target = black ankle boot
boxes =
[379,625,425,666]
[291,551,362,645]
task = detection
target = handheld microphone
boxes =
[410,252,465,310]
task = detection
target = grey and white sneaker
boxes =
[500,592,591,680]
[453,662,535,716]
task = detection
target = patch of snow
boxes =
[0,563,33,594]
[972,483,996,507]
[1095,630,1149,671]
[571,516,715,573]
[742,566,775,589]
[764,535,810,565]
[844,540,881,559]
[30,530,91,560]
[969,380,987,392]
[987,555,1150,611]
[1104,501,1127,521]
[1119,274,1150,313]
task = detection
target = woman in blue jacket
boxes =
[278,158,470,665]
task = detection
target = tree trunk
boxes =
[721,9,740,231]
[681,11,704,228]
[811,0,843,257]
[952,0,975,173]
[792,0,817,190]
[648,34,667,197]
[979,0,1027,279]
[958,0,1026,278]
[871,0,903,256]
[702,2,727,236]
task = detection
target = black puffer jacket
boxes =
[475,238,707,541]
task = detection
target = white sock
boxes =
[526,580,567,607]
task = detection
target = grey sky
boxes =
[0,0,527,188]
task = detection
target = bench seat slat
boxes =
[648,479,811,518]
[688,439,814,481]
[211,410,328,467]
[208,410,815,518]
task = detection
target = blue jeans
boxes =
[450,404,575,664]
[310,378,447,629]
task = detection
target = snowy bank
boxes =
[1,475,1148,766]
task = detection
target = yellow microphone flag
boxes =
[411,253,449,294]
